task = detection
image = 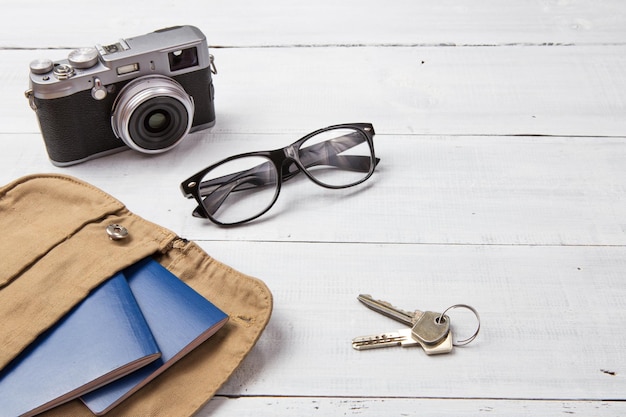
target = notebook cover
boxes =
[81,258,229,415]
[0,272,161,417]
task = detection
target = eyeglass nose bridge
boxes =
[277,145,304,181]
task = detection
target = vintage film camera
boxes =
[26,25,216,166]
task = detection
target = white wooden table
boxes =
[2,1,626,415]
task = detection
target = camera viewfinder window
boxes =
[168,47,199,72]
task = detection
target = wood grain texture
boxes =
[4,47,626,136]
[201,397,626,416]
[2,0,626,48]
[1,0,625,415]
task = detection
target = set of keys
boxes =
[351,294,480,355]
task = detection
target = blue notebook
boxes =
[82,258,229,415]
[0,272,160,417]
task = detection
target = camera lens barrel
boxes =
[111,75,195,154]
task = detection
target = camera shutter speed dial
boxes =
[68,47,99,69]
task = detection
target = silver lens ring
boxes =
[111,75,194,154]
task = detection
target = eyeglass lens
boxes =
[197,126,374,224]
[198,155,279,224]
[297,128,373,187]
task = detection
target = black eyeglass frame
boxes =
[180,122,379,226]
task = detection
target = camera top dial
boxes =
[29,59,54,75]
[68,47,99,69]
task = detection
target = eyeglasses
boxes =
[180,123,379,226]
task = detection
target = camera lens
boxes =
[127,97,189,150]
[111,75,194,154]
[146,111,169,132]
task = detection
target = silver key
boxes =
[352,328,418,350]
[356,294,419,326]
[352,328,453,355]
[357,294,450,346]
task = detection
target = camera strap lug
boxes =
[209,54,217,75]
[24,89,37,110]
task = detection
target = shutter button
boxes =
[106,224,129,240]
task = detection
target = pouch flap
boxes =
[0,174,125,287]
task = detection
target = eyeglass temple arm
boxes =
[281,155,380,182]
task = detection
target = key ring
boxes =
[437,304,480,347]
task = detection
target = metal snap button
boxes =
[106,224,129,240]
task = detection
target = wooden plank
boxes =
[5,46,626,137]
[197,397,626,417]
[3,0,626,48]
[2,132,624,246]
[192,241,626,400]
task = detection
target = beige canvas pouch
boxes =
[0,173,273,416]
